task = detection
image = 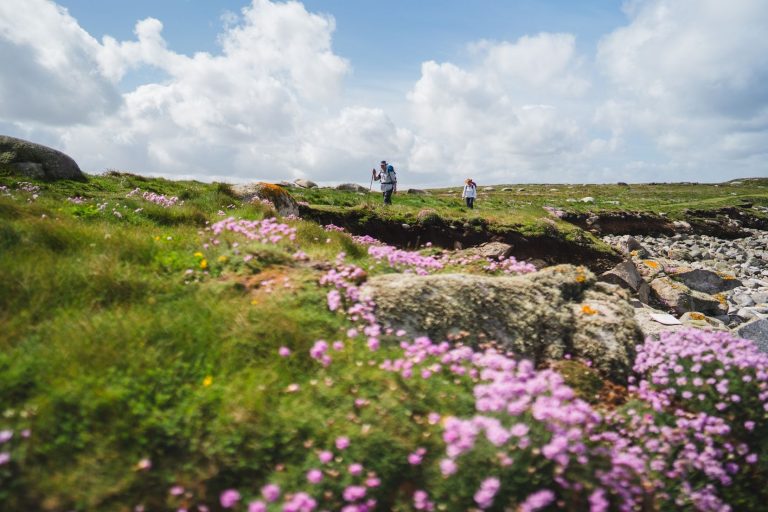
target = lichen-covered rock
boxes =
[649,277,727,315]
[0,135,85,181]
[361,264,642,381]
[669,268,742,294]
[678,311,729,331]
[231,182,299,217]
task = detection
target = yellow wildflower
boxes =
[200,259,208,269]
[217,255,228,263]
[193,251,203,258]
[202,375,213,387]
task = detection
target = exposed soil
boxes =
[300,206,622,273]
[561,207,766,239]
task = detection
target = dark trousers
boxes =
[465,197,474,209]
[383,188,393,204]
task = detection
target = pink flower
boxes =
[261,483,281,502]
[343,485,366,502]
[220,489,241,508]
[169,486,185,496]
[318,450,333,463]
[520,489,555,512]
[248,501,267,512]
[439,458,457,476]
[348,463,363,475]
[278,346,291,357]
[0,452,9,465]
[307,468,323,484]
[336,436,350,450]
[365,477,381,487]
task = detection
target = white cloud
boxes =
[0,0,120,124]
[406,34,596,183]
[1,0,767,186]
[596,0,768,174]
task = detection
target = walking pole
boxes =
[369,169,374,192]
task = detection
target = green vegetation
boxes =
[1,173,767,510]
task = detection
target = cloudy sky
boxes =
[1,0,767,186]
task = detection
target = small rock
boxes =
[336,183,368,192]
[407,188,427,195]
[580,196,595,203]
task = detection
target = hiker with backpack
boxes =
[372,160,397,205]
[462,178,477,209]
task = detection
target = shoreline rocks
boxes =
[602,230,768,344]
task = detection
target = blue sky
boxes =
[1,0,766,186]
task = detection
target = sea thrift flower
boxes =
[278,346,291,357]
[343,485,366,502]
[0,430,12,443]
[261,483,281,502]
[348,463,363,475]
[519,489,555,512]
[0,452,9,465]
[307,469,323,484]
[220,489,241,508]
[439,458,457,476]
[318,451,333,464]
[336,436,350,450]
[474,477,501,509]
[248,501,267,512]
[169,486,184,496]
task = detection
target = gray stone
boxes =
[361,265,642,381]
[580,196,595,203]
[615,235,649,257]
[735,319,768,350]
[671,268,742,294]
[470,242,514,260]
[649,277,727,316]
[293,178,318,189]
[0,135,85,181]
[336,183,368,192]
[599,260,651,303]
[407,188,427,195]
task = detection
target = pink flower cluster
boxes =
[127,187,181,208]
[210,217,297,245]
[367,245,444,275]
[483,256,537,274]
[323,224,346,232]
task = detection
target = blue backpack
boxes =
[384,164,397,184]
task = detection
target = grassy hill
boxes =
[1,172,767,511]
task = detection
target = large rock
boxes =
[599,260,651,303]
[670,268,742,294]
[336,183,368,192]
[649,277,727,315]
[361,264,642,381]
[293,178,318,189]
[0,135,85,181]
[230,182,299,217]
[735,319,768,351]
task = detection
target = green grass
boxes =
[1,172,766,510]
